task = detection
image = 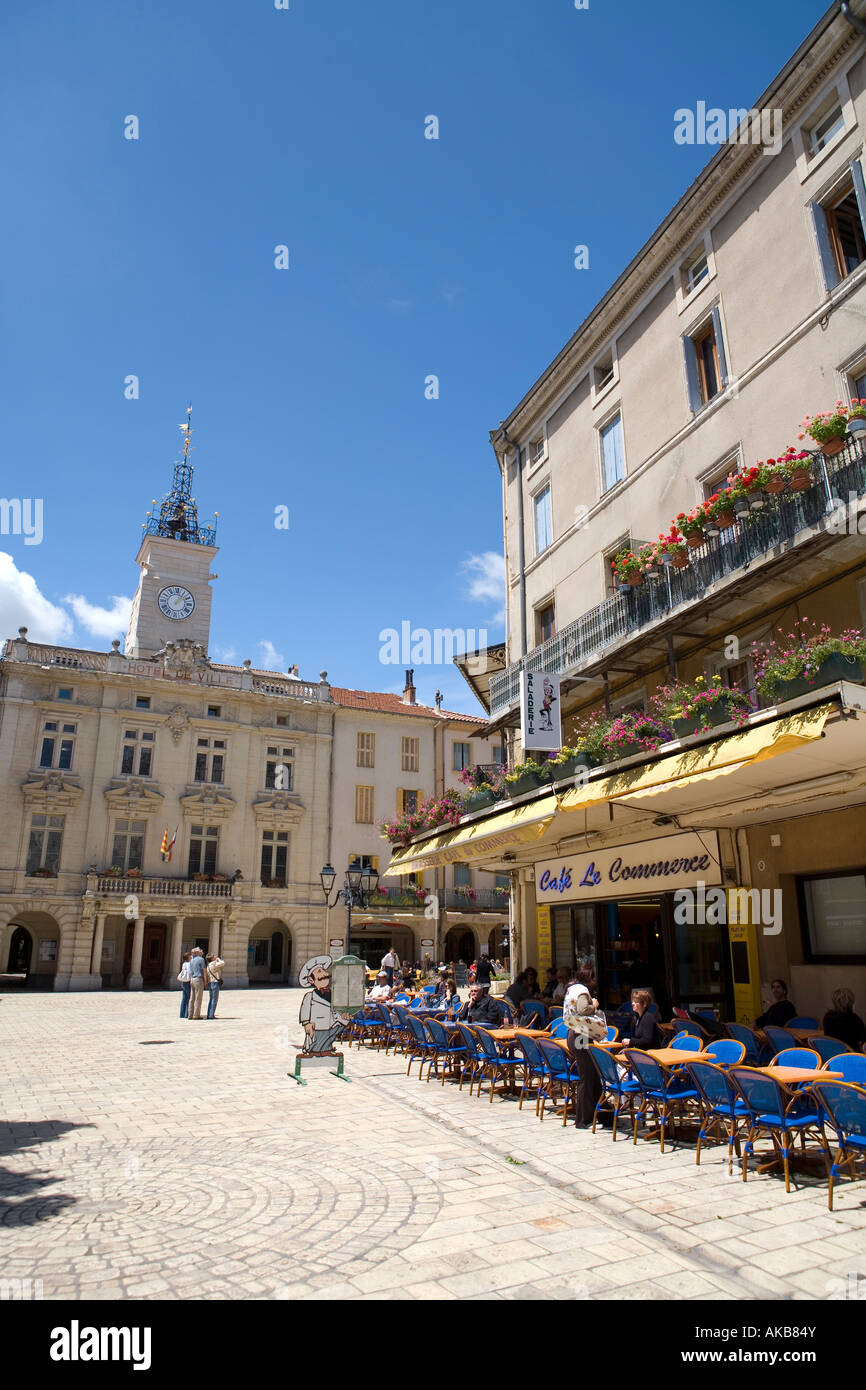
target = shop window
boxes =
[799,871,866,961]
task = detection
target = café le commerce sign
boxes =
[519,669,562,752]
[535,831,722,904]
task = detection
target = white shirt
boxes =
[178,961,192,981]
[366,984,392,1001]
[381,951,396,968]
[299,989,336,1029]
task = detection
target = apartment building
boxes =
[395,3,866,1023]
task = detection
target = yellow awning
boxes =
[557,704,833,813]
[384,794,558,875]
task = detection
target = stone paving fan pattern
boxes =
[0,990,864,1301]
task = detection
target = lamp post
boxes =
[319,861,379,959]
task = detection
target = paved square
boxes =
[0,990,863,1301]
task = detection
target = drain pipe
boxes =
[842,3,866,39]
[501,425,527,659]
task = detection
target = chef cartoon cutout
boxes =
[539,677,557,731]
[297,955,349,1056]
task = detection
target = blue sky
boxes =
[0,0,826,712]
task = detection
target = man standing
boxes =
[475,954,496,988]
[187,947,207,1020]
[381,947,396,987]
[205,954,224,1019]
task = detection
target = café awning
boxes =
[556,703,833,815]
[384,794,558,875]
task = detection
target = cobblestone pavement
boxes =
[0,989,864,1301]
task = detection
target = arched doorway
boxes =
[7,925,32,975]
[349,921,415,972]
[247,919,292,984]
[488,925,509,962]
[444,927,476,965]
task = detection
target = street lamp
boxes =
[320,860,379,958]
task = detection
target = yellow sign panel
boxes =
[536,905,552,973]
[727,906,762,1025]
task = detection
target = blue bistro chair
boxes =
[810,1081,866,1209]
[770,1047,821,1070]
[623,1049,699,1153]
[788,1016,820,1030]
[589,1043,640,1141]
[473,1027,523,1102]
[808,1036,852,1065]
[422,1017,466,1085]
[351,1006,380,1049]
[728,1066,830,1191]
[825,1054,866,1085]
[671,1020,708,1042]
[724,1022,769,1066]
[513,1032,549,1115]
[405,1012,438,1079]
[685,1060,750,1171]
[606,1025,620,1043]
[764,1024,799,1055]
[536,1037,582,1126]
[670,1033,703,1053]
[456,1023,484,1094]
[521,999,548,1026]
[547,1019,569,1040]
[548,1006,563,1020]
[393,992,411,1004]
[703,1038,746,1067]
[391,1005,413,1054]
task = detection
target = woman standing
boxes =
[205,953,225,1019]
[562,967,605,1129]
[177,952,192,1019]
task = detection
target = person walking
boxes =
[177,951,192,1019]
[187,947,207,1020]
[381,947,396,987]
[205,953,225,1019]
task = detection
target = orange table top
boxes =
[761,1066,842,1084]
[619,1046,701,1066]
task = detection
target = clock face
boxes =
[157,585,196,621]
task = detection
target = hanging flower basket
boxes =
[787,466,813,491]
[671,550,690,569]
[715,508,736,530]
[685,533,704,550]
[765,470,786,494]
[626,572,645,587]
[821,437,846,457]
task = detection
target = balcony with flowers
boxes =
[489,410,866,719]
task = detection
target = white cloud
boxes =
[63,592,133,640]
[213,645,239,664]
[257,639,285,670]
[0,553,74,644]
[461,550,506,625]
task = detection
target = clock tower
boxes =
[125,410,219,659]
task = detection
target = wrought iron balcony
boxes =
[445,888,511,912]
[490,443,866,716]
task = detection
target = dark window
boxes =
[138,746,153,777]
[121,744,135,775]
[194,752,208,782]
[536,603,556,644]
[211,755,224,784]
[799,871,866,961]
[135,696,150,710]
[40,738,55,768]
[58,688,73,701]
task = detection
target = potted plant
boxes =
[611,548,645,588]
[798,405,849,456]
[677,506,709,549]
[752,621,866,703]
[724,473,751,520]
[762,456,787,494]
[740,462,770,510]
[126,866,143,880]
[778,446,814,492]
[505,758,551,797]
[546,743,598,780]
[599,710,672,761]
[847,397,866,437]
[658,528,690,569]
[706,488,736,531]
[653,673,753,738]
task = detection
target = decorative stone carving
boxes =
[21,771,84,813]
[251,791,306,830]
[104,778,164,817]
[166,705,190,745]
[179,787,236,822]
[162,639,208,674]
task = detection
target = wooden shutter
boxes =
[810,201,840,291]
[850,158,866,240]
[682,335,702,411]
[711,306,729,385]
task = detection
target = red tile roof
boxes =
[330,687,486,724]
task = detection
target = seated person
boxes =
[432,968,449,999]
[622,989,660,1049]
[754,978,797,1030]
[365,971,393,1002]
[440,978,461,1018]
[504,971,532,1013]
[541,966,559,1000]
[457,983,502,1028]
[823,987,866,1051]
[552,968,570,1004]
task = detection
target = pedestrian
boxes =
[475,954,495,988]
[187,947,207,1020]
[177,951,192,1019]
[381,946,396,987]
[562,967,606,1129]
[205,953,224,1019]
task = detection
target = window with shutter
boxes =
[600,415,625,491]
[534,486,553,555]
